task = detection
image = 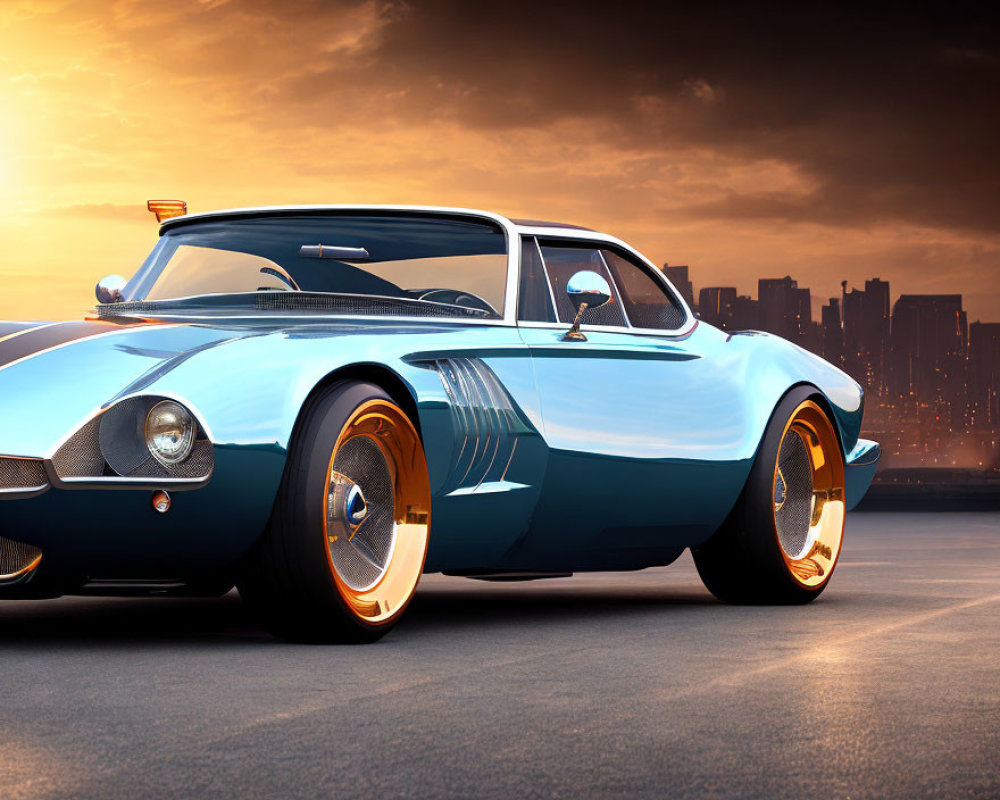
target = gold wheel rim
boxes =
[322,399,430,625]
[771,400,845,588]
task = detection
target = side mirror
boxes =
[95,275,127,304]
[562,270,612,341]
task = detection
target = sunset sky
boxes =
[0,0,998,322]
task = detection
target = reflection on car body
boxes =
[0,203,879,642]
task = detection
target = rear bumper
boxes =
[845,438,880,510]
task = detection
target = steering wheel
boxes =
[415,288,499,317]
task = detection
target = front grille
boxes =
[0,457,48,491]
[99,397,150,475]
[51,417,105,478]
[0,535,41,579]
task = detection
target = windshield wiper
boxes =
[259,266,300,291]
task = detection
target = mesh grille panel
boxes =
[51,417,105,477]
[0,458,47,490]
[254,293,492,318]
[0,536,41,578]
[328,436,395,591]
[775,429,814,559]
[53,403,213,482]
[98,397,150,475]
[97,294,493,320]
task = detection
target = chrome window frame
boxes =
[149,206,697,336]
[513,225,697,338]
[515,235,560,323]
[528,240,630,327]
[156,205,521,328]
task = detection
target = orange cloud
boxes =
[0,1,998,322]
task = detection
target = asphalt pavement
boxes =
[1,512,997,799]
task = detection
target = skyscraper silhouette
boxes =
[678,265,997,472]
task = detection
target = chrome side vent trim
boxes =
[432,358,524,494]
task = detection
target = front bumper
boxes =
[845,438,880,510]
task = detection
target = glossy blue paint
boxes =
[0,311,877,578]
[508,322,869,567]
[0,291,877,583]
[845,438,881,510]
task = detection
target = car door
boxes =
[513,236,745,569]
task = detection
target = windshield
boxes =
[122,213,509,318]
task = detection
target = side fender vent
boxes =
[432,358,523,493]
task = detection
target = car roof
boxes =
[149,203,695,334]
[508,218,595,232]
[159,204,597,235]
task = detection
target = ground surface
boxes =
[0,512,998,799]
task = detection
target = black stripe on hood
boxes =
[0,321,47,339]
[0,321,137,370]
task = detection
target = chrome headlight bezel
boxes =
[50,394,213,488]
[144,400,196,467]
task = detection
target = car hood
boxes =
[0,316,472,459]
[0,320,249,457]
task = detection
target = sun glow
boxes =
[0,100,12,202]
[0,2,996,325]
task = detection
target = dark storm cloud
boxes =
[35,0,1000,235]
[270,0,1000,234]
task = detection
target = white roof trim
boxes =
[156,205,695,335]
[159,204,515,230]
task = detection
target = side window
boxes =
[602,249,688,330]
[537,243,627,327]
[517,237,556,322]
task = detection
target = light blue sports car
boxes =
[0,203,879,642]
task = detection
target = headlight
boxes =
[145,400,195,466]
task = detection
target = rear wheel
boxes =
[239,382,431,642]
[692,387,846,604]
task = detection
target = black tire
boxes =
[692,386,846,605]
[238,381,431,643]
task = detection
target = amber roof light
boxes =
[147,200,187,222]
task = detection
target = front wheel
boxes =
[692,387,846,604]
[239,382,431,642]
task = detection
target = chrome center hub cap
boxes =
[774,428,817,560]
[773,469,787,510]
[345,483,368,526]
[326,436,397,592]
